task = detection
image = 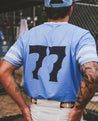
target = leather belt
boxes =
[31,98,75,108]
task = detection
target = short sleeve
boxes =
[76,32,98,66]
[3,33,24,67]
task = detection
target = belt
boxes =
[31,98,75,108]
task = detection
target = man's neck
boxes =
[48,16,69,22]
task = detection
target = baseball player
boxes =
[0,0,98,121]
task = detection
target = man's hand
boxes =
[68,107,83,121]
[21,106,32,121]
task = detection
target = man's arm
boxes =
[68,61,98,121]
[0,60,32,121]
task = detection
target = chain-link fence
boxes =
[69,2,98,37]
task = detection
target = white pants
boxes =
[30,99,83,121]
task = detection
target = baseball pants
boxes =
[30,99,83,121]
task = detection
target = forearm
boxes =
[0,60,32,121]
[1,74,27,110]
[68,62,98,121]
[75,62,98,110]
[0,61,27,110]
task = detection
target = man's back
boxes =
[4,22,97,102]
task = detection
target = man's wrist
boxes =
[20,105,29,112]
[73,103,84,112]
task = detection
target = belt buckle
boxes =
[60,102,74,108]
[32,98,37,104]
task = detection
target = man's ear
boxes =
[68,6,73,16]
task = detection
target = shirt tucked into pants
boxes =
[30,99,83,121]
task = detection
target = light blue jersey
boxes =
[4,22,98,102]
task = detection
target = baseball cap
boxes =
[44,0,72,8]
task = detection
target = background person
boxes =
[0,30,4,41]
[0,0,98,121]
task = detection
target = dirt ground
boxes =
[13,117,24,121]
[0,117,25,121]
[0,90,31,121]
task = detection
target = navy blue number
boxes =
[29,46,66,82]
[29,46,47,79]
[49,47,66,82]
